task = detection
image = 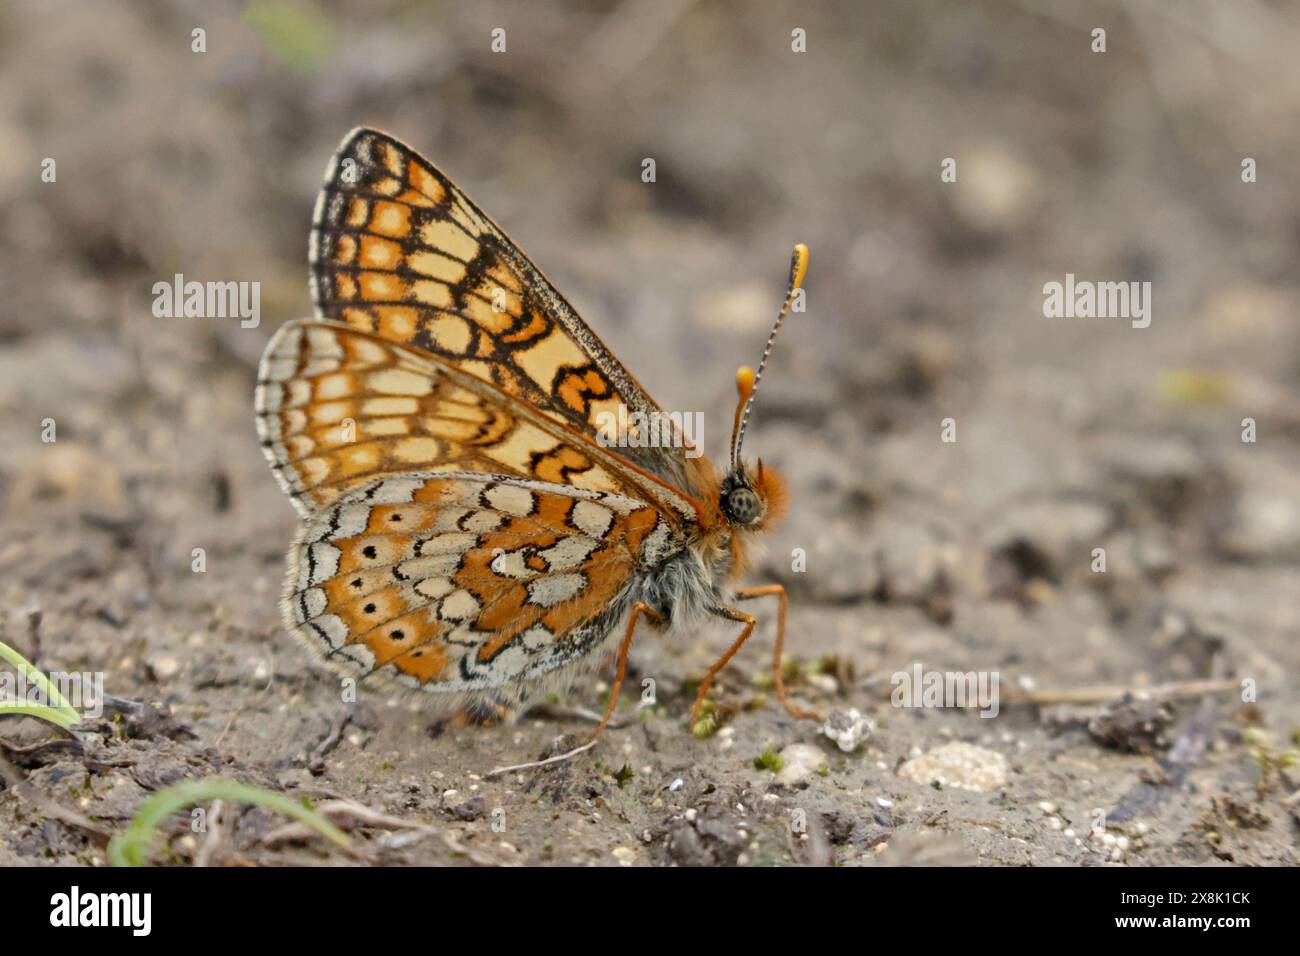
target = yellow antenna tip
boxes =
[736,365,756,397]
[790,243,809,293]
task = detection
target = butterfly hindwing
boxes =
[308,127,692,488]
[283,472,682,699]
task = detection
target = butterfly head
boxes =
[720,243,806,531]
[719,458,788,530]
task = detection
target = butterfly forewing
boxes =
[256,319,701,523]
[309,127,693,488]
[256,319,643,517]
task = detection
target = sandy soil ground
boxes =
[1,2,1298,866]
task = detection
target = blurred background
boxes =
[1,1,1298,866]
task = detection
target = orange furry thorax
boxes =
[683,455,724,529]
[753,460,788,526]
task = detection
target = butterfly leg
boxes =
[690,586,819,728]
[736,584,820,721]
[689,605,757,730]
[592,601,661,739]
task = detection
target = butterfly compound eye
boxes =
[724,486,764,525]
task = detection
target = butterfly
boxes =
[255,127,815,740]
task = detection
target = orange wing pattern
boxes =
[255,319,701,522]
[308,127,693,488]
[284,472,681,696]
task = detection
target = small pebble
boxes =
[822,707,872,753]
[612,846,637,866]
[149,655,181,680]
[898,742,1008,792]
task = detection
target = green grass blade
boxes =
[0,702,81,730]
[0,640,80,724]
[109,779,352,866]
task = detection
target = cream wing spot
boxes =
[369,369,434,396]
[302,357,341,377]
[484,483,535,517]
[307,542,341,583]
[315,373,353,400]
[299,614,348,652]
[419,222,479,263]
[490,422,564,474]
[302,588,328,618]
[332,503,374,538]
[262,356,297,383]
[425,314,473,354]
[417,532,477,555]
[305,327,345,358]
[513,328,588,392]
[286,379,313,408]
[571,500,614,538]
[285,434,315,459]
[362,396,419,417]
[428,507,471,532]
[485,644,528,680]
[400,552,464,578]
[413,576,454,601]
[363,418,408,437]
[439,589,481,621]
[254,382,281,415]
[336,642,376,670]
[299,458,330,487]
[520,625,553,650]
[349,337,391,365]
[367,476,424,504]
[393,437,442,462]
[460,510,503,533]
[527,573,586,608]
[408,250,467,285]
[537,535,600,571]
[490,550,534,579]
[282,409,308,434]
[310,401,351,426]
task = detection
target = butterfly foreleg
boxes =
[693,585,819,726]
[689,605,758,730]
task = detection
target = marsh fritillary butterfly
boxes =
[255,128,814,739]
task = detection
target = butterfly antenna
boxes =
[730,243,808,469]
